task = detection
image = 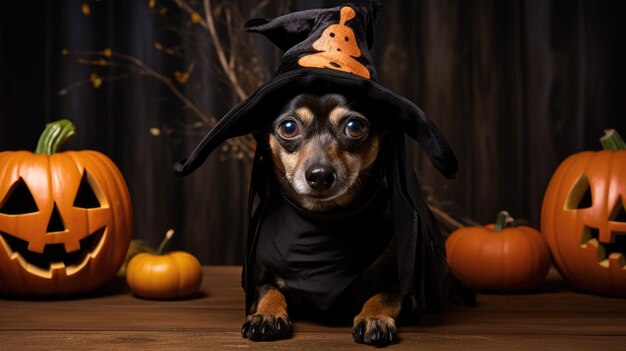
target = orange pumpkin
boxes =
[126,230,202,299]
[0,120,132,295]
[446,211,551,291]
[542,129,626,296]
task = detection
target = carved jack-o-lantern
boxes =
[542,129,626,296]
[0,120,132,296]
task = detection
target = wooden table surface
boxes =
[1,266,625,350]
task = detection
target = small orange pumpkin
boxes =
[542,129,626,296]
[446,211,551,291]
[0,120,132,295]
[126,230,202,299]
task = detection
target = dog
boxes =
[170,4,460,347]
[240,93,408,346]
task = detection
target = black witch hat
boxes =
[174,2,457,178]
[174,2,458,314]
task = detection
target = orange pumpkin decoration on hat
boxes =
[298,6,370,79]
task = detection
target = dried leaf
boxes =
[82,3,91,15]
[174,71,190,84]
[164,48,176,56]
[191,12,202,24]
[154,42,163,50]
[89,73,102,89]
[102,48,112,58]
[213,4,223,17]
[159,7,168,15]
[61,49,69,56]
[148,0,155,9]
[150,128,161,136]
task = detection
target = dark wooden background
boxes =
[1,0,625,264]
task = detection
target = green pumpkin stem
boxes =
[34,119,77,155]
[600,129,626,150]
[157,229,175,255]
[494,211,513,232]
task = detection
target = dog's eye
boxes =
[278,120,300,139]
[345,119,367,138]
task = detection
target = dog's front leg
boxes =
[241,285,292,341]
[352,292,401,346]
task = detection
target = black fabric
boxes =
[388,134,447,310]
[255,177,391,311]
[242,138,447,314]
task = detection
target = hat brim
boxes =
[174,68,458,178]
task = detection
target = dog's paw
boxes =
[241,314,292,341]
[352,316,398,347]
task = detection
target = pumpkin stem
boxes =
[157,229,175,255]
[34,119,77,155]
[494,211,513,232]
[600,129,626,150]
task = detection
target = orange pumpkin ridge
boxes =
[543,151,592,285]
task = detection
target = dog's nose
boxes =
[305,165,336,191]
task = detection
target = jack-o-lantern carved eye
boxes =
[609,197,626,223]
[564,174,593,210]
[0,178,39,215]
[73,171,101,209]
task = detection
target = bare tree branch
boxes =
[428,204,465,231]
[202,0,247,100]
[115,50,214,125]
[251,0,271,18]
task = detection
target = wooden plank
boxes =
[1,266,626,350]
[1,331,625,351]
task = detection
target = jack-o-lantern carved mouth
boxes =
[0,227,106,278]
[580,226,626,268]
[565,174,626,268]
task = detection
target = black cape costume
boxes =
[174,1,458,315]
